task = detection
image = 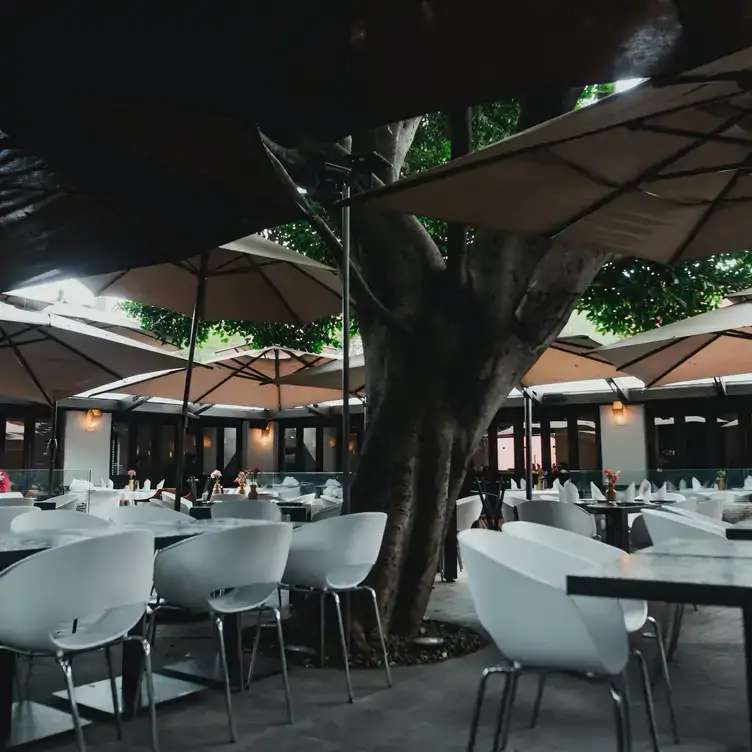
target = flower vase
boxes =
[212,480,221,496]
[128,478,134,492]
[248,483,259,500]
[606,482,617,503]
[238,483,246,497]
[718,477,726,490]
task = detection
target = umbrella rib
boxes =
[345,88,738,205]
[632,123,752,148]
[41,329,125,381]
[0,325,52,405]
[255,265,305,326]
[615,337,687,372]
[91,269,130,296]
[654,161,752,181]
[288,262,342,302]
[645,333,722,388]
[724,330,752,342]
[551,107,752,237]
[544,150,619,189]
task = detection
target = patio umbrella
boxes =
[349,46,752,265]
[0,302,186,490]
[79,235,342,502]
[109,348,341,411]
[597,302,752,387]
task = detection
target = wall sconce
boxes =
[83,408,103,432]
[612,400,627,426]
[252,424,273,446]
[203,435,212,449]
[328,437,337,449]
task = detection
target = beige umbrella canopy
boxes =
[277,336,626,392]
[113,348,342,411]
[80,235,342,324]
[598,302,752,387]
[0,302,185,404]
[351,47,752,265]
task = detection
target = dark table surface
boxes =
[727,520,752,541]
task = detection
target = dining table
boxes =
[0,517,273,747]
[574,500,650,551]
[567,538,752,746]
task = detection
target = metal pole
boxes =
[174,251,208,509]
[341,184,351,515]
[524,391,533,501]
[46,400,58,498]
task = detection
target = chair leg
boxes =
[633,649,660,752]
[104,647,123,740]
[277,587,283,612]
[319,591,326,668]
[466,665,505,752]
[494,667,519,752]
[214,615,237,742]
[619,670,633,752]
[140,638,160,752]
[608,681,629,752]
[272,606,294,724]
[667,604,684,661]
[57,655,86,752]
[246,609,263,690]
[647,616,679,744]
[361,586,391,688]
[530,674,546,728]
[236,613,244,692]
[330,591,354,703]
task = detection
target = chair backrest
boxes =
[697,495,727,521]
[69,478,94,492]
[456,495,483,531]
[211,498,282,522]
[643,509,728,544]
[11,509,111,533]
[160,491,193,515]
[43,493,82,511]
[458,529,628,676]
[109,504,191,524]
[516,500,596,538]
[312,502,343,521]
[501,500,517,523]
[87,490,123,519]
[662,505,731,529]
[0,506,40,533]
[142,479,152,491]
[0,492,24,499]
[503,521,621,565]
[629,514,653,549]
[155,522,291,611]
[283,512,387,590]
[670,497,698,513]
[0,496,33,508]
[209,493,242,502]
[0,530,154,653]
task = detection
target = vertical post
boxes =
[46,400,59,498]
[174,251,208,509]
[524,391,533,501]
[341,183,352,515]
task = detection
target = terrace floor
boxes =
[23,573,749,751]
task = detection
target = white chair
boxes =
[503,521,678,742]
[208,493,241,502]
[211,498,282,522]
[664,506,731,530]
[69,479,94,492]
[515,500,597,538]
[11,510,111,533]
[0,496,33,508]
[0,531,157,751]
[643,509,728,543]
[109,505,192,524]
[457,495,483,532]
[312,503,343,521]
[0,506,39,532]
[281,512,390,702]
[670,496,698,513]
[156,479,165,490]
[159,491,193,515]
[459,529,660,752]
[0,492,24,499]
[152,523,293,739]
[87,490,123,519]
[43,493,83,511]
[697,494,727,521]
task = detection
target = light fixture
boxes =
[328,437,337,448]
[612,400,627,426]
[83,408,103,431]
[203,435,212,449]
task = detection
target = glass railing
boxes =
[2,469,93,501]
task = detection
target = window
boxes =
[323,427,337,472]
[719,412,743,468]
[576,419,598,470]
[33,420,52,469]
[4,420,25,469]
[496,422,516,471]
[222,427,238,476]
[301,427,317,471]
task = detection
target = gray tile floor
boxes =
[20,574,751,751]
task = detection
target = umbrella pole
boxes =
[524,390,533,501]
[341,185,352,515]
[46,399,58,498]
[174,252,208,510]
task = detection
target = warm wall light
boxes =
[328,437,337,448]
[251,425,273,446]
[203,435,212,449]
[612,400,627,426]
[83,408,103,432]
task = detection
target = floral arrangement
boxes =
[210,469,222,480]
[234,470,248,485]
[127,469,137,477]
[249,467,261,483]
[717,469,726,478]
[0,471,10,494]
[603,469,620,486]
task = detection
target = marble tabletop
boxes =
[0,532,87,553]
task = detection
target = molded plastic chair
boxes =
[457,495,483,531]
[0,531,158,751]
[87,490,123,519]
[0,496,33,508]
[142,479,152,491]
[664,506,731,530]
[501,499,519,524]
[515,500,597,538]
[503,521,678,742]
[69,479,94,492]
[209,493,243,502]
[459,529,660,752]
[152,523,293,738]
[211,498,282,522]
[43,493,83,511]
[158,491,193,515]
[281,512,390,702]
[0,506,39,533]
[629,514,653,549]
[312,503,343,521]
[697,495,726,521]
[156,479,165,490]
[11,510,111,534]
[643,509,728,543]
[109,505,192,525]
[670,496,698,513]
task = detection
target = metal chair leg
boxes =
[104,646,123,740]
[633,649,660,752]
[467,665,505,752]
[530,674,546,728]
[277,587,283,611]
[495,667,519,751]
[320,591,326,668]
[330,591,354,703]
[57,655,86,752]
[491,672,512,752]
[362,585,391,688]
[214,616,237,742]
[140,638,160,752]
[667,604,684,661]
[246,609,263,690]
[609,681,628,752]
[236,613,244,692]
[647,616,679,744]
[619,670,633,752]
[272,606,294,723]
